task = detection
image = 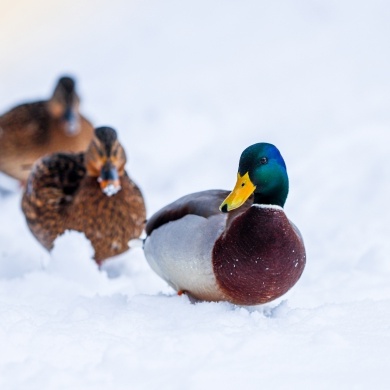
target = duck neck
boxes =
[253,191,286,208]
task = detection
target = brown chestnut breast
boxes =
[212,205,306,305]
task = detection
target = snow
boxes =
[1,0,390,389]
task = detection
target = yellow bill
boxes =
[220,172,256,212]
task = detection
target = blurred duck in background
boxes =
[0,76,94,183]
[22,126,146,265]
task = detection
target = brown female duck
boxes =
[22,126,146,264]
[144,143,306,305]
[0,76,93,183]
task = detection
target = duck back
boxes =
[0,101,93,182]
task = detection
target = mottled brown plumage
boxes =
[22,127,146,264]
[0,76,94,182]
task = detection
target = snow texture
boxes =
[1,1,390,389]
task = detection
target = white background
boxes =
[1,1,390,389]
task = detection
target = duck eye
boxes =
[260,157,268,165]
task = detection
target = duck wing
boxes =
[0,102,50,147]
[146,189,252,235]
[22,152,85,249]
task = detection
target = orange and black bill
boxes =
[62,106,79,136]
[98,162,121,197]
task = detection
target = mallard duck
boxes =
[22,126,146,265]
[144,143,306,305]
[0,76,94,183]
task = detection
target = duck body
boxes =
[213,203,305,305]
[22,127,146,264]
[144,190,305,305]
[144,143,306,305]
[0,76,93,182]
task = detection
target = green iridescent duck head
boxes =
[220,143,289,212]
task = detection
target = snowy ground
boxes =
[1,1,390,389]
